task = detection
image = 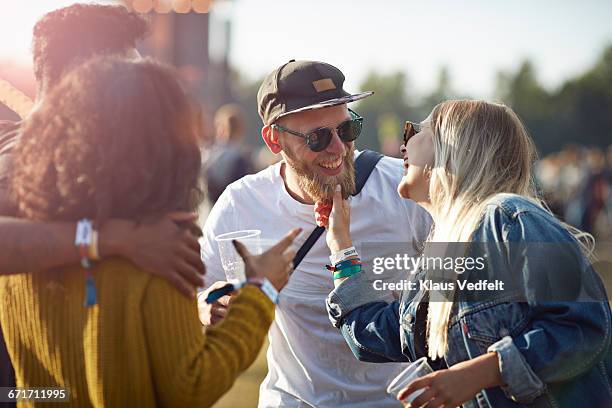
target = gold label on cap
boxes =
[312,78,336,92]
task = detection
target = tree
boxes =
[554,45,612,150]
[494,48,612,155]
[495,60,557,153]
[353,71,414,151]
[421,66,454,115]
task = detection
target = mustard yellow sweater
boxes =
[0,258,274,407]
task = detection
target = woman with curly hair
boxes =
[0,56,299,407]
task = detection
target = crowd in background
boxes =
[536,144,612,239]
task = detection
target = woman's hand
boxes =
[233,228,301,291]
[397,352,503,407]
[104,212,205,299]
[315,185,352,253]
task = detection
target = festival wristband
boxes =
[333,265,362,280]
[247,278,279,304]
[329,246,358,265]
[326,258,361,272]
[334,259,361,269]
[75,219,93,268]
[204,279,279,305]
[75,219,97,306]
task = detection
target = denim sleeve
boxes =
[488,300,612,403]
[327,271,408,363]
[484,210,612,403]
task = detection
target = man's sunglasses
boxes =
[271,109,363,152]
[402,120,423,146]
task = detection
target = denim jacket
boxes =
[327,194,612,408]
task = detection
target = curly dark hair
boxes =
[33,3,149,89]
[11,56,202,223]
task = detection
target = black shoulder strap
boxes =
[292,150,383,269]
[353,150,384,195]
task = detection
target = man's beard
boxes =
[282,145,356,201]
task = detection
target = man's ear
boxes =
[262,125,283,154]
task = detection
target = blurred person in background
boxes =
[0,3,205,399]
[253,145,282,171]
[535,155,564,216]
[1,3,149,213]
[1,56,299,407]
[203,103,255,204]
[580,148,609,236]
[536,145,612,239]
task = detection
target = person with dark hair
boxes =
[0,3,202,400]
[31,2,148,94]
[0,55,300,407]
[204,103,254,203]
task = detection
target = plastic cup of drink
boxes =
[237,237,266,255]
[242,237,302,254]
[242,237,300,273]
[215,230,261,283]
[387,357,433,403]
[242,238,278,254]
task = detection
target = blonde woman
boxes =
[320,100,612,407]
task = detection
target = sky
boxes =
[0,1,84,58]
[223,0,612,97]
[1,0,611,98]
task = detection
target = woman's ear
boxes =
[262,125,282,154]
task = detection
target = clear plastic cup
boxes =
[242,237,301,254]
[237,237,267,255]
[387,357,433,403]
[214,230,261,283]
[244,238,278,254]
[241,236,302,278]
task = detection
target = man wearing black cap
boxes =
[200,60,431,407]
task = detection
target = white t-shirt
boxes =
[201,151,432,408]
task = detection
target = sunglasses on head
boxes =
[402,120,423,146]
[271,108,363,152]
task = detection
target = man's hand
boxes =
[233,228,301,291]
[198,281,234,326]
[101,212,205,298]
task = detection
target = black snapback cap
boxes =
[257,60,373,125]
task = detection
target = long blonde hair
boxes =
[423,100,593,359]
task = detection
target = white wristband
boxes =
[248,278,279,304]
[75,219,93,246]
[330,246,358,265]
